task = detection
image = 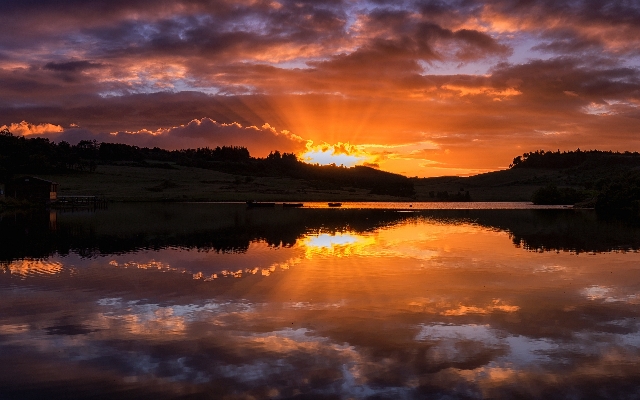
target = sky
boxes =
[1,0,640,177]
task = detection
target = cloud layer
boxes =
[1,0,639,175]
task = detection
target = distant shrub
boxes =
[532,184,586,205]
[431,190,471,202]
[595,173,640,214]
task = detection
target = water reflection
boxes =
[3,205,640,263]
[1,204,640,398]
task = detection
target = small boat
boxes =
[246,200,276,207]
[283,203,304,208]
[327,202,342,207]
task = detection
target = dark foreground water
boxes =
[1,203,640,399]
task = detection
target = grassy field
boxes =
[32,162,598,203]
[38,164,408,202]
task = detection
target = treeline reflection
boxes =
[2,204,640,261]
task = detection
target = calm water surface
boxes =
[220,201,571,209]
[1,203,640,399]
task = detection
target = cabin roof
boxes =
[11,176,58,185]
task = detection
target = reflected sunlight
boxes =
[5,206,640,398]
[300,232,376,257]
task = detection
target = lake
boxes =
[1,203,640,399]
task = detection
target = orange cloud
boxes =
[2,121,64,136]
[441,84,522,99]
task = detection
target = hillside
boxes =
[0,129,414,201]
[4,128,640,209]
[35,164,412,202]
[414,150,640,203]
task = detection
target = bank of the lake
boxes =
[34,163,581,203]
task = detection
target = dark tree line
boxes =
[98,143,415,196]
[98,142,252,164]
[0,128,101,180]
[428,190,472,201]
[518,149,640,212]
[510,149,640,169]
[594,172,640,214]
[531,184,587,205]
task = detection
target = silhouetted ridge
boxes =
[0,128,414,198]
[510,149,640,169]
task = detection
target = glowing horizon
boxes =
[301,149,366,167]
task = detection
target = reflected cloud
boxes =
[109,260,175,271]
[416,323,498,343]
[442,299,520,316]
[533,264,567,273]
[582,285,640,304]
[96,298,256,337]
[3,260,63,277]
[3,207,640,397]
[416,324,556,369]
[408,298,520,316]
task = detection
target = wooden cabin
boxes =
[6,177,58,203]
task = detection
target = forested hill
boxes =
[0,128,414,197]
[505,149,640,212]
[510,149,640,170]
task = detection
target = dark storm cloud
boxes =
[482,0,640,54]
[494,0,640,27]
[0,0,351,61]
[43,61,105,72]
[532,31,606,55]
[0,0,636,67]
[0,0,509,102]
[40,61,108,84]
[488,58,640,104]
[308,20,509,75]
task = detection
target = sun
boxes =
[301,149,366,167]
[300,141,371,167]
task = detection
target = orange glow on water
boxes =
[300,232,376,257]
[4,260,63,277]
[5,205,640,397]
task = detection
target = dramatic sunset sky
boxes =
[1,0,639,176]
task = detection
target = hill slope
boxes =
[414,150,640,203]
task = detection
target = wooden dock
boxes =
[52,196,108,209]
